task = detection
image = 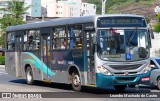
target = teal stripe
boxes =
[23,52,55,76]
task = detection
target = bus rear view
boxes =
[95,15,151,90]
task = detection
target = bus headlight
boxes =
[97,66,112,75]
[139,64,151,74]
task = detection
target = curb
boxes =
[0,65,5,68]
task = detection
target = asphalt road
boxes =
[0,66,160,101]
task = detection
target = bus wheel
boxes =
[71,71,81,91]
[114,85,127,91]
[128,85,136,88]
[157,77,160,90]
[26,67,34,85]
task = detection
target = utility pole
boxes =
[102,0,107,15]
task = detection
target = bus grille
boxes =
[114,72,137,75]
[109,64,142,70]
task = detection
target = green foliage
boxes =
[0,32,5,48]
[87,0,101,14]
[0,56,5,65]
[0,0,30,31]
[157,13,160,22]
[135,0,140,2]
[85,0,154,14]
[0,0,30,47]
[153,13,160,33]
[153,23,160,32]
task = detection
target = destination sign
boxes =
[97,17,146,27]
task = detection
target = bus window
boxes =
[52,27,67,49]
[26,30,40,50]
[6,32,15,50]
[68,25,82,49]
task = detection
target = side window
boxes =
[68,25,82,49]
[7,32,15,50]
[25,30,40,50]
[52,27,67,49]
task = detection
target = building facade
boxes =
[31,0,41,17]
[81,3,96,16]
[0,0,12,18]
[31,0,96,18]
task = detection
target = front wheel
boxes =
[26,66,34,85]
[71,72,81,91]
[157,77,160,90]
[114,85,127,91]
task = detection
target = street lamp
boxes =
[101,0,107,15]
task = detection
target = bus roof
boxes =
[6,14,144,32]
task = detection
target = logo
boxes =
[2,93,11,98]
[124,71,129,75]
[126,53,131,60]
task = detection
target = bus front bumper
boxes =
[96,71,150,88]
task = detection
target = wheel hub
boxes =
[73,75,80,86]
[27,70,32,82]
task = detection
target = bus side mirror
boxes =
[148,24,154,39]
[150,29,154,39]
[147,28,154,48]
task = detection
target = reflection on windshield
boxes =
[155,59,160,65]
[97,29,149,61]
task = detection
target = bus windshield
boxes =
[97,29,149,61]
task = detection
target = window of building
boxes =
[7,32,15,50]
[52,27,67,49]
[94,6,96,9]
[24,30,40,50]
[83,4,85,7]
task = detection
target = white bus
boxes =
[5,14,153,91]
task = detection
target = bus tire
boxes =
[26,66,34,85]
[71,71,81,91]
[157,77,160,90]
[114,85,127,91]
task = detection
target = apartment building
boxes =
[81,3,96,16]
[0,0,12,18]
[31,0,96,18]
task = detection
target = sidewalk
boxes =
[0,65,5,68]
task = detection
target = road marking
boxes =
[0,71,8,75]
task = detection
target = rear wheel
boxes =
[71,71,81,91]
[26,66,34,85]
[157,77,160,90]
[114,85,127,91]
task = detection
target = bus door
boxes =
[84,29,95,84]
[15,31,23,77]
[41,28,51,81]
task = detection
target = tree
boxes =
[153,13,160,33]
[153,23,160,32]
[0,0,30,47]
